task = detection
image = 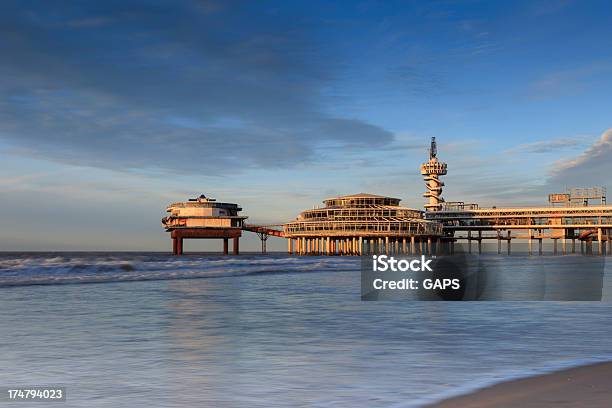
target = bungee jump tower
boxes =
[420,137,447,212]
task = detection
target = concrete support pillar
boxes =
[402,238,407,254]
[233,237,239,255]
[562,230,566,256]
[288,239,292,255]
[468,230,472,254]
[528,229,533,255]
[410,236,415,255]
[177,238,183,255]
[586,240,592,255]
[478,230,482,254]
[223,238,228,255]
[385,237,389,255]
[538,236,543,256]
[572,238,576,254]
[358,237,363,256]
[598,228,603,256]
[172,237,178,255]
[427,237,432,255]
[507,230,511,255]
[497,231,501,255]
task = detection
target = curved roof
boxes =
[330,193,399,200]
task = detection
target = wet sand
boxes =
[427,361,612,408]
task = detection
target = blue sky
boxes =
[1,0,611,251]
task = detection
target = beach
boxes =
[428,361,612,407]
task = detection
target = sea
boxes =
[1,252,612,407]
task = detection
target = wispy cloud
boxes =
[547,128,612,187]
[506,136,590,154]
[528,63,612,99]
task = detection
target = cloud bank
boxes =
[0,1,393,174]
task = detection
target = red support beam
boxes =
[233,237,239,255]
[177,238,183,255]
[168,228,243,256]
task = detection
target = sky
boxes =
[1,0,612,251]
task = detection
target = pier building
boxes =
[422,145,612,256]
[162,195,247,255]
[282,193,442,255]
[426,202,612,256]
[162,138,611,257]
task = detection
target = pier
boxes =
[426,205,612,256]
[162,140,612,256]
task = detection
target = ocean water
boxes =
[1,252,612,407]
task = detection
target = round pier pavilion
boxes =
[283,193,443,255]
[162,195,247,255]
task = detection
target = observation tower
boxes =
[420,137,447,211]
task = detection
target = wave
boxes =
[0,254,359,287]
